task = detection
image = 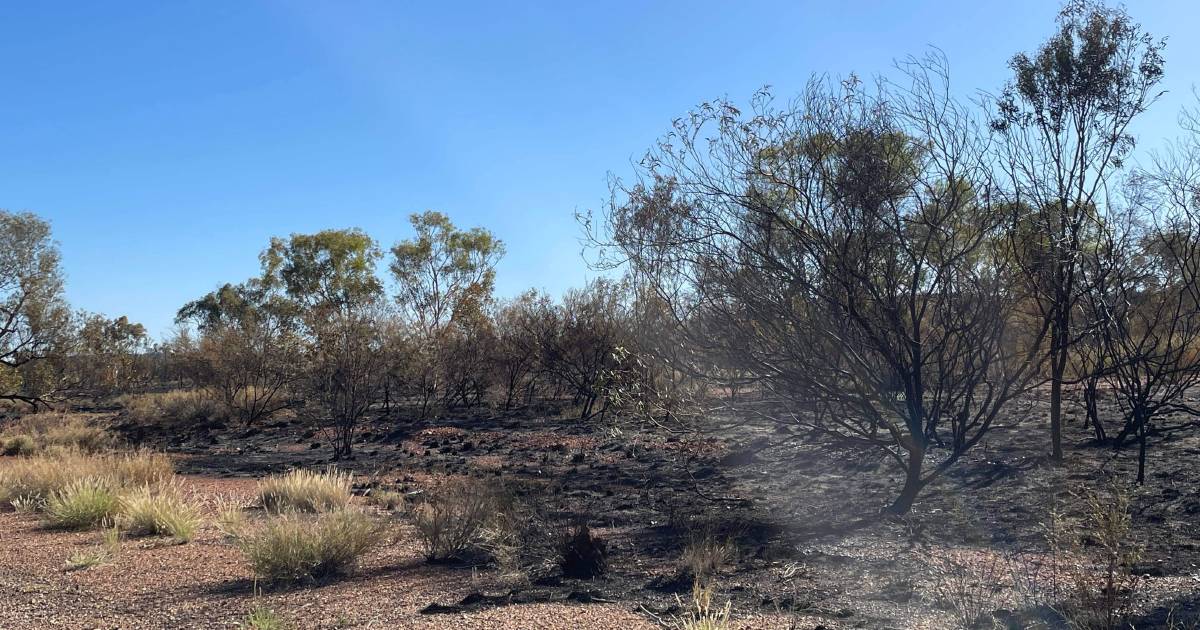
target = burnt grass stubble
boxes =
[105,388,1200,628]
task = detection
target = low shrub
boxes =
[1052,483,1143,630]
[258,468,352,514]
[929,549,1003,629]
[1,434,36,456]
[411,477,507,562]
[117,390,221,426]
[119,483,201,543]
[45,478,122,530]
[237,510,381,582]
[365,489,405,511]
[558,523,608,579]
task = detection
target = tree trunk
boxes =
[1085,381,1106,442]
[1049,342,1067,462]
[1137,418,1147,485]
[886,445,925,515]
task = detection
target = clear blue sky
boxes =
[2,1,1197,337]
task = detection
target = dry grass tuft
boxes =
[0,450,174,519]
[0,413,115,455]
[44,478,122,530]
[671,580,732,630]
[215,495,250,538]
[236,510,381,582]
[117,390,221,425]
[257,468,352,514]
[679,535,735,583]
[66,524,123,570]
[119,482,201,543]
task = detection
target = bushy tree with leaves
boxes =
[991,0,1166,460]
[389,211,504,417]
[0,211,74,408]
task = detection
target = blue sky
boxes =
[2,1,1198,337]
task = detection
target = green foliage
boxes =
[995,0,1164,148]
[75,313,150,393]
[259,228,382,314]
[390,211,505,336]
[177,282,271,332]
[0,210,73,404]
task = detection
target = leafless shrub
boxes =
[929,549,1005,628]
[410,477,507,562]
[1007,482,1144,630]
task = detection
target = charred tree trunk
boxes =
[1049,315,1069,461]
[887,443,926,515]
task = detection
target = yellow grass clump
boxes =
[257,468,353,514]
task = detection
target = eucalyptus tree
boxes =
[0,211,73,408]
[259,228,387,459]
[178,228,387,455]
[260,228,383,317]
[389,211,504,416]
[990,0,1165,460]
[177,282,302,425]
[75,313,151,395]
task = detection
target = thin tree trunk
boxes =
[887,444,925,515]
[1137,417,1147,485]
[1049,334,1067,461]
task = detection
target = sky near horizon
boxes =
[2,1,1198,337]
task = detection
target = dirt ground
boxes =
[3,388,1200,629]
